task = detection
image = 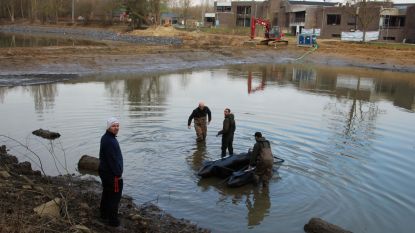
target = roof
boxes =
[288,1,338,6]
[216,2,232,6]
[160,13,178,18]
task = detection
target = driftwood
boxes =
[32,129,61,140]
[304,218,352,233]
[78,155,99,175]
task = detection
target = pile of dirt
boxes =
[129,26,248,47]
[0,145,210,233]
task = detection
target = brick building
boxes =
[214,0,269,28]
[213,0,415,43]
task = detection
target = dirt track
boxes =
[0,25,414,78]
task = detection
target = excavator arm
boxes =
[250,17,270,40]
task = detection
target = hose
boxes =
[294,43,319,61]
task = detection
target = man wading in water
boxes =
[249,132,274,188]
[217,108,236,158]
[188,101,212,142]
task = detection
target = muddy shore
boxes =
[0,145,209,233]
[0,24,414,86]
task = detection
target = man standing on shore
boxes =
[99,117,123,227]
[188,101,212,142]
[217,108,236,157]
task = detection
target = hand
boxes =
[188,125,191,129]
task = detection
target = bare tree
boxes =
[4,0,16,22]
[343,0,390,42]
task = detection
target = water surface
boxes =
[0,32,104,47]
[1,64,414,233]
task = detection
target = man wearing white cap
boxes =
[98,117,123,227]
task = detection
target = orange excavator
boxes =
[250,17,288,46]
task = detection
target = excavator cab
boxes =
[268,26,283,40]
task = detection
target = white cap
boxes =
[107,117,119,129]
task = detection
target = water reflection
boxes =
[0,84,57,112]
[186,142,207,172]
[197,169,281,227]
[246,187,270,226]
[30,84,57,113]
[0,32,104,47]
[229,64,415,111]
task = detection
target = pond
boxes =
[0,64,414,233]
[0,32,104,47]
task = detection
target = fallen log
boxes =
[304,218,352,233]
[78,155,99,175]
[32,129,61,140]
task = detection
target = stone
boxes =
[32,129,61,140]
[22,185,32,189]
[0,171,11,178]
[34,186,44,192]
[78,155,99,174]
[21,175,35,185]
[33,198,61,218]
[79,202,89,209]
[304,218,352,233]
[72,224,92,233]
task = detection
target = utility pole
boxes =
[72,0,75,24]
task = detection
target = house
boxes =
[204,13,216,27]
[269,0,337,35]
[160,13,179,26]
[214,0,269,28]
[214,0,415,43]
[380,4,415,43]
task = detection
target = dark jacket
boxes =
[99,130,123,177]
[250,137,272,166]
[188,106,212,126]
[218,113,236,136]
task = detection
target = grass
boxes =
[338,41,415,50]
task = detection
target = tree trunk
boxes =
[362,29,366,43]
[7,4,15,22]
[21,0,25,18]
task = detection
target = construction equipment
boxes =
[250,17,288,46]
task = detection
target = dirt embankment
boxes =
[0,145,209,233]
[0,24,414,77]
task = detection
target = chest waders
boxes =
[194,116,207,141]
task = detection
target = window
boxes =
[216,6,232,12]
[327,14,341,25]
[237,6,251,14]
[383,16,405,28]
[294,11,305,23]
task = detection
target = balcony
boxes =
[290,17,305,26]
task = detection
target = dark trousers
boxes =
[221,134,234,157]
[99,172,123,225]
